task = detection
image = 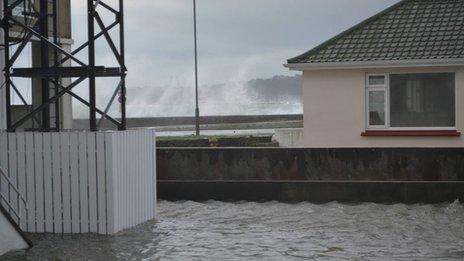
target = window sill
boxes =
[361,130,461,137]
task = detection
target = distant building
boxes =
[285,0,464,147]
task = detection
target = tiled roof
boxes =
[288,0,464,64]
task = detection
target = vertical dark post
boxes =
[119,0,126,131]
[193,0,200,136]
[39,0,50,131]
[88,0,97,131]
[3,0,12,131]
[52,0,60,131]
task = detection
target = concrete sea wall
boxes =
[158,148,464,181]
[157,148,464,203]
[158,181,464,204]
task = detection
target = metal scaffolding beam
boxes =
[1,0,127,132]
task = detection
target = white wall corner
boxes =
[60,43,73,130]
[152,129,157,219]
[0,209,29,256]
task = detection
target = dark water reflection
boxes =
[3,200,464,260]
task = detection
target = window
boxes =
[368,75,386,86]
[8,0,34,17]
[368,90,386,127]
[366,74,388,129]
[366,73,455,130]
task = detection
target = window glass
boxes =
[8,0,26,15]
[390,73,455,127]
[368,75,386,86]
[369,90,386,126]
[7,0,34,4]
[7,0,34,10]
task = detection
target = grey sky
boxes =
[71,0,400,89]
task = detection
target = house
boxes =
[285,0,464,147]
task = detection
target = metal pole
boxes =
[3,0,12,131]
[119,0,126,131]
[0,0,3,131]
[88,0,97,131]
[193,0,200,136]
[40,0,50,131]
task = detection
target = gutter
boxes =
[284,59,464,71]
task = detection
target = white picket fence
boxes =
[0,129,156,234]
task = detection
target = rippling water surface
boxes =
[3,200,464,260]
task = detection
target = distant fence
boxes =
[0,129,156,234]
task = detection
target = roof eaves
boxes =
[284,58,464,70]
[287,0,410,64]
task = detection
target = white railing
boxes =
[0,166,28,225]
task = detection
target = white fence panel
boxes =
[42,133,53,233]
[69,132,80,234]
[51,133,62,234]
[33,133,45,233]
[96,132,107,234]
[87,133,98,233]
[16,133,27,231]
[104,133,114,233]
[25,133,35,232]
[60,133,72,233]
[7,134,17,224]
[109,129,156,233]
[0,129,156,235]
[78,132,89,233]
[0,134,9,210]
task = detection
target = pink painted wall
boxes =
[302,66,464,147]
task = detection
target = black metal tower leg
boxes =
[3,0,12,131]
[88,0,97,131]
[119,0,126,131]
[40,0,50,131]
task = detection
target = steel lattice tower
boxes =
[1,0,127,132]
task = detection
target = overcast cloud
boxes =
[69,0,400,117]
[71,0,399,86]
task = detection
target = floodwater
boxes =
[3,200,464,260]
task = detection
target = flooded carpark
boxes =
[2,200,464,260]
